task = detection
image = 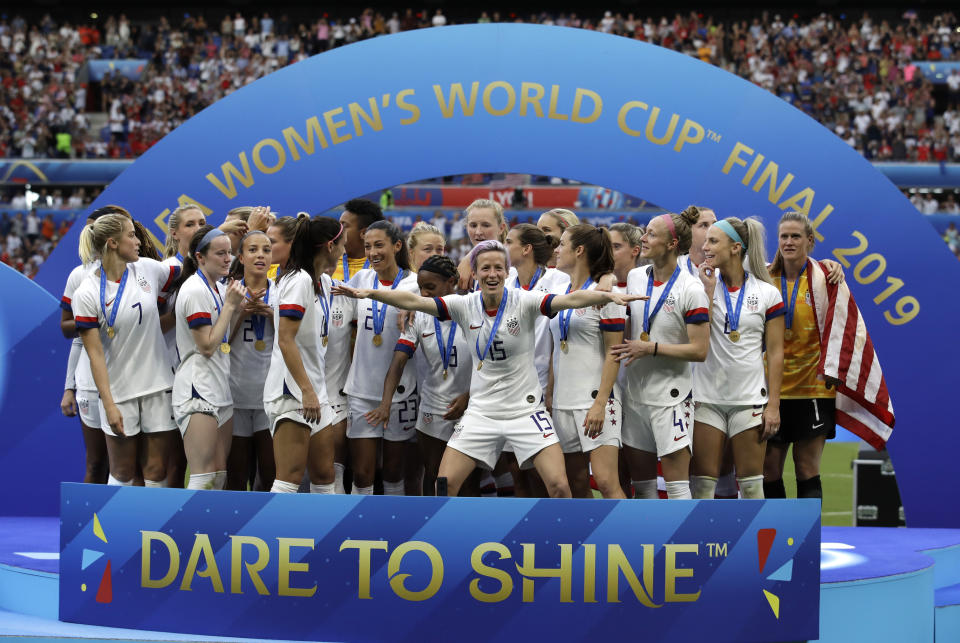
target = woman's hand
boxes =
[606,292,647,306]
[104,401,124,436]
[761,404,780,441]
[247,206,275,232]
[610,339,655,366]
[242,297,273,318]
[365,402,392,429]
[332,284,373,299]
[218,218,248,237]
[397,309,415,331]
[299,389,323,424]
[821,259,845,285]
[443,392,469,421]
[61,389,78,417]
[583,402,605,438]
[698,263,717,296]
[457,256,473,292]
[223,279,247,308]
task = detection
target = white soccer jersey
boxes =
[263,269,328,405]
[507,266,569,389]
[344,268,420,402]
[549,281,626,410]
[693,273,785,405]
[677,254,698,276]
[396,311,472,415]
[622,266,710,406]
[324,278,355,407]
[160,255,183,368]
[228,278,276,409]
[73,258,175,404]
[173,272,233,407]
[62,262,99,391]
[435,288,555,420]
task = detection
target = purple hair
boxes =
[468,239,510,274]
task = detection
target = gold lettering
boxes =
[349,98,384,137]
[606,544,659,607]
[547,85,569,121]
[583,544,597,603]
[571,88,602,123]
[433,82,479,118]
[674,119,705,152]
[230,536,270,595]
[519,82,545,117]
[340,540,389,599]
[397,89,421,125]
[282,117,329,161]
[252,138,286,174]
[323,107,352,145]
[180,534,224,593]
[141,530,180,589]
[515,543,573,603]
[387,541,444,601]
[645,107,680,145]
[721,142,754,175]
[664,544,700,602]
[482,81,517,117]
[742,153,766,186]
[469,542,513,603]
[617,100,649,136]
[277,537,316,597]
[752,161,795,204]
[205,153,255,199]
[778,187,816,216]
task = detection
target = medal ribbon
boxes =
[434,317,458,372]
[515,266,543,290]
[558,277,594,344]
[198,270,228,346]
[99,267,129,335]
[643,266,681,336]
[371,269,405,336]
[242,279,269,344]
[719,272,747,335]
[342,255,371,281]
[476,287,509,364]
[780,264,806,332]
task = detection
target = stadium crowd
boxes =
[0,9,958,160]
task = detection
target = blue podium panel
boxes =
[59,484,820,643]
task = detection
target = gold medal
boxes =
[560,340,568,353]
[729,331,741,343]
[254,340,266,351]
[220,342,231,354]
[640,331,650,341]
[442,370,448,380]
[322,336,329,347]
[106,326,115,339]
[477,361,483,371]
[784,329,794,340]
[372,334,383,347]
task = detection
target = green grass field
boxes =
[781,441,859,526]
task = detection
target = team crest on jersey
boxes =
[332,310,344,327]
[452,421,463,438]
[746,293,760,312]
[138,276,151,293]
[78,397,89,413]
[422,413,433,425]
[575,307,587,316]
[506,317,520,336]
[663,295,676,313]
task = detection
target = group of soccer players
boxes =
[59,196,843,500]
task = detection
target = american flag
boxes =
[808,259,895,449]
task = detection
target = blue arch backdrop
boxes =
[3,24,954,524]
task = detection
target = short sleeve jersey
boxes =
[228,278,276,409]
[73,258,175,403]
[160,255,183,369]
[324,278,356,406]
[62,262,98,391]
[173,272,233,407]
[769,267,835,400]
[396,312,472,415]
[263,269,328,405]
[435,288,556,420]
[622,266,710,406]
[507,266,570,389]
[344,268,420,402]
[549,281,626,410]
[693,273,785,405]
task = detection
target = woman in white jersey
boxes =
[335,240,644,497]
[224,230,276,491]
[344,220,420,495]
[536,208,579,267]
[264,215,344,494]
[374,255,471,495]
[456,199,508,291]
[691,217,785,500]
[73,214,179,487]
[612,212,711,500]
[550,224,627,498]
[170,225,247,490]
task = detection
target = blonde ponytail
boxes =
[78,224,97,265]
[743,217,773,285]
[78,214,127,265]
